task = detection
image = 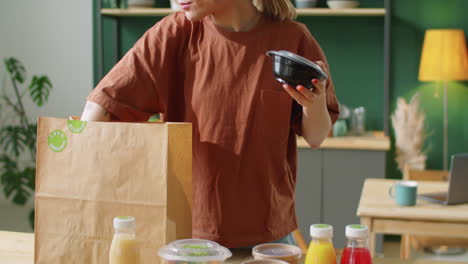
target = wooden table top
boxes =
[357,179,468,223]
[1,230,466,264]
[0,231,34,264]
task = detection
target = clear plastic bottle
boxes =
[305,224,337,264]
[109,216,140,264]
[340,225,372,264]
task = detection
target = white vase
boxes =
[295,0,318,8]
[170,0,182,10]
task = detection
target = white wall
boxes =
[0,0,93,232]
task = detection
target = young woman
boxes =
[81,0,339,248]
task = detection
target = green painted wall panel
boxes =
[102,17,119,75]
[298,16,385,130]
[93,0,99,85]
[120,17,163,55]
[389,0,468,176]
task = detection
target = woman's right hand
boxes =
[81,101,112,121]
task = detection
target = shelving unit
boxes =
[101,7,386,17]
[95,1,391,135]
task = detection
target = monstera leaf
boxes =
[29,75,52,107]
[0,125,28,157]
[1,57,53,229]
[24,123,37,151]
[4,57,26,84]
[0,155,34,205]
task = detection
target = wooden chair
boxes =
[400,166,468,259]
[403,166,450,182]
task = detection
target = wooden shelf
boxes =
[296,8,385,16]
[101,8,173,17]
[101,8,386,17]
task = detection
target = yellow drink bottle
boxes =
[109,216,140,264]
[304,224,336,264]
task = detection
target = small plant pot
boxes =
[170,0,182,10]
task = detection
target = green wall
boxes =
[297,15,384,130]
[389,0,468,177]
[93,0,468,176]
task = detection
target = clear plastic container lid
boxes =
[158,239,232,262]
[252,243,302,260]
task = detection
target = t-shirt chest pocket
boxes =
[258,89,293,144]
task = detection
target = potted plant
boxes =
[0,57,53,229]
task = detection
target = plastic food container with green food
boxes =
[158,239,232,264]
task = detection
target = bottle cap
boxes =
[310,224,333,238]
[113,216,135,230]
[345,224,368,238]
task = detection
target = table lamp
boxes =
[419,29,468,170]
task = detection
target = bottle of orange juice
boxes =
[109,216,140,264]
[304,224,336,264]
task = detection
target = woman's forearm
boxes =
[81,101,112,122]
[301,96,332,148]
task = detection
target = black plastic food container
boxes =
[266,50,328,89]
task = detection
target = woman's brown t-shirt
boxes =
[88,12,339,247]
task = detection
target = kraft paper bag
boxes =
[35,117,192,264]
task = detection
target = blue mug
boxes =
[389,181,418,206]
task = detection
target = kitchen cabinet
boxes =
[296,135,389,250]
[296,149,323,234]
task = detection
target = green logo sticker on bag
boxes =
[48,130,67,152]
[67,120,87,134]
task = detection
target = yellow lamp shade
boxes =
[419,29,468,81]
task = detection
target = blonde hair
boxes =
[253,0,297,21]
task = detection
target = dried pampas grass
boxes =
[391,93,427,172]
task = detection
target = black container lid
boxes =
[266,50,327,79]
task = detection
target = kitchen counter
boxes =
[297,131,390,151]
[1,231,465,264]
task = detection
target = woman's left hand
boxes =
[282,61,327,108]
